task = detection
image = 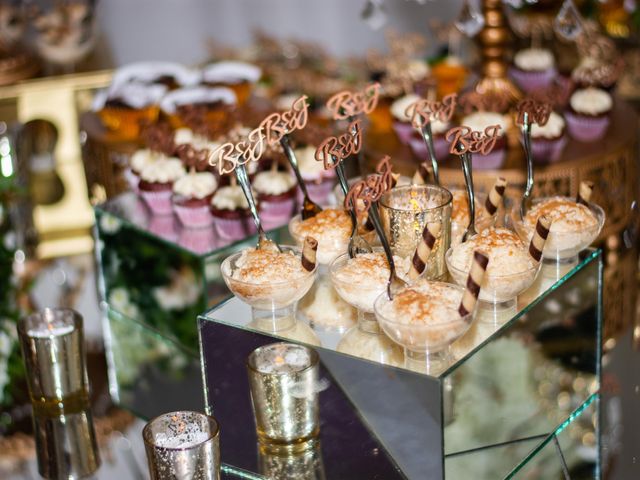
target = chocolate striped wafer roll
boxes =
[412,162,432,185]
[301,236,318,272]
[408,222,442,280]
[458,250,489,317]
[576,180,594,206]
[484,177,507,217]
[528,215,551,264]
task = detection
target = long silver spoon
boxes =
[280,134,322,220]
[333,157,372,258]
[520,111,534,219]
[419,120,440,186]
[235,161,281,252]
[459,149,477,242]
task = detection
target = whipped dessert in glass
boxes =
[172,171,217,228]
[221,246,317,321]
[447,227,538,308]
[450,190,492,247]
[512,197,604,263]
[289,208,352,265]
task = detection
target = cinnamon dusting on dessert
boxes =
[389,283,459,324]
[294,208,352,239]
[233,249,307,283]
[524,198,597,230]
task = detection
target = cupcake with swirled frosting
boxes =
[210,184,256,240]
[172,171,218,228]
[528,111,567,163]
[565,87,612,142]
[458,111,510,169]
[254,169,297,230]
[510,48,556,93]
[138,157,186,214]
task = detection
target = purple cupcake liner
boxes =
[178,227,217,254]
[510,68,556,94]
[392,121,415,145]
[148,215,178,242]
[296,179,335,206]
[173,204,213,228]
[140,189,173,215]
[408,136,450,162]
[213,216,256,241]
[530,135,568,164]
[565,111,610,142]
[471,148,506,170]
[259,198,296,230]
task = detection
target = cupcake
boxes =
[253,169,297,230]
[565,87,612,142]
[97,82,166,141]
[160,86,237,129]
[109,61,199,91]
[407,116,451,163]
[201,61,262,105]
[510,48,556,93]
[172,171,218,228]
[459,111,509,169]
[294,144,335,206]
[210,184,256,240]
[138,157,186,215]
[390,93,421,144]
[126,148,164,192]
[529,111,567,163]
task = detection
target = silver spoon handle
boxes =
[520,113,534,218]
[420,122,440,186]
[280,134,311,198]
[460,150,476,238]
[235,161,264,234]
[368,202,398,298]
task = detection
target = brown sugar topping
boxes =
[471,228,524,251]
[237,249,305,282]
[525,198,597,229]
[297,208,352,238]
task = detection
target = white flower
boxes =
[109,288,131,312]
[153,268,201,311]
[122,303,140,320]
[99,214,122,234]
[0,332,11,357]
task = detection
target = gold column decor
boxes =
[475,0,521,101]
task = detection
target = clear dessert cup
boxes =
[289,213,350,266]
[221,246,317,323]
[379,185,452,280]
[445,248,540,311]
[510,198,605,265]
[449,189,495,248]
[374,282,474,376]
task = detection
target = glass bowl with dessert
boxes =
[289,208,352,266]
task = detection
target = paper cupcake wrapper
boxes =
[510,68,556,94]
[173,204,213,228]
[408,136,451,162]
[213,215,256,241]
[178,227,217,254]
[471,148,506,170]
[565,112,610,142]
[393,122,415,145]
[140,189,173,215]
[259,198,296,230]
[296,179,335,206]
[148,214,178,242]
[531,135,568,164]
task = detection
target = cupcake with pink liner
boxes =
[178,226,218,254]
[459,111,509,169]
[510,48,556,93]
[126,148,164,193]
[294,144,335,206]
[138,157,185,215]
[254,168,297,230]
[210,183,256,241]
[565,87,612,142]
[148,215,179,242]
[407,116,451,163]
[172,170,218,228]
[528,111,567,164]
[391,93,421,144]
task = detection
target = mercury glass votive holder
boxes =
[379,185,452,280]
[142,411,221,480]
[17,308,100,479]
[247,342,320,453]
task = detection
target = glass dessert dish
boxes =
[374,281,474,375]
[379,185,452,280]
[289,209,351,266]
[221,246,317,322]
[449,189,494,248]
[330,252,405,366]
[446,228,540,311]
[511,197,605,265]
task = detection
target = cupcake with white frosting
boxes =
[172,171,218,228]
[391,93,421,144]
[126,148,165,192]
[201,61,262,105]
[253,169,297,230]
[459,111,510,169]
[511,48,556,93]
[210,184,256,240]
[294,144,335,206]
[407,115,451,163]
[529,111,567,163]
[138,157,186,214]
[565,87,612,142]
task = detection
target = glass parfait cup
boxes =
[374,282,475,375]
[329,253,403,366]
[379,185,452,280]
[221,246,317,326]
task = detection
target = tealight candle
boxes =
[143,411,221,480]
[247,343,320,452]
